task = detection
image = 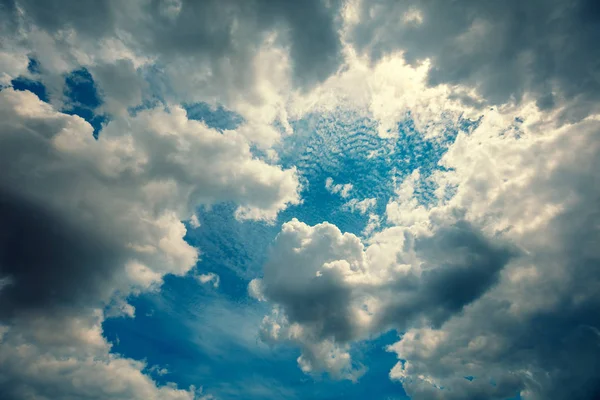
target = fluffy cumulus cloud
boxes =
[0,311,204,400]
[0,86,298,398]
[325,177,353,198]
[2,0,600,399]
[0,0,344,127]
[388,109,600,400]
[347,0,600,121]
[0,87,298,312]
[253,102,600,399]
[251,216,517,379]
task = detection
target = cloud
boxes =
[189,214,201,229]
[0,88,298,314]
[1,0,343,100]
[0,88,298,397]
[89,59,148,116]
[386,107,600,400]
[251,217,515,379]
[196,273,220,288]
[0,49,30,85]
[0,311,200,400]
[343,197,376,215]
[325,177,353,198]
[347,0,600,121]
[2,2,599,399]
[0,0,347,152]
[253,100,600,399]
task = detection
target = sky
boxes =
[0,1,599,400]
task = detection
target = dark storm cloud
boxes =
[510,139,600,400]
[350,0,600,120]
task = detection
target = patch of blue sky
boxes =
[104,274,406,400]
[3,57,47,102]
[3,61,111,137]
[276,109,472,233]
[9,76,48,102]
[62,68,108,138]
[64,68,102,108]
[185,203,278,282]
[183,102,244,131]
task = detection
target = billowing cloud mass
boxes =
[0,311,204,400]
[0,86,298,398]
[253,106,600,399]
[1,0,600,399]
[348,0,600,121]
[0,87,298,313]
[252,216,516,376]
[0,0,343,107]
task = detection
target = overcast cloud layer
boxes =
[1,1,599,399]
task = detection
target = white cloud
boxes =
[251,213,514,379]
[343,197,377,215]
[253,101,600,399]
[325,177,353,198]
[385,169,429,227]
[362,213,380,237]
[383,107,600,400]
[346,0,600,121]
[0,87,298,398]
[0,49,30,85]
[189,214,201,229]
[0,312,201,400]
[196,273,220,288]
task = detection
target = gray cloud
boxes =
[253,109,600,399]
[349,0,600,120]
[0,88,299,399]
[0,190,124,317]
[377,221,517,331]
[0,310,201,400]
[90,59,147,115]
[0,87,298,316]
[2,1,600,399]
[3,0,343,91]
[252,217,516,378]
[387,115,600,400]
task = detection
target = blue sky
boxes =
[1,2,599,400]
